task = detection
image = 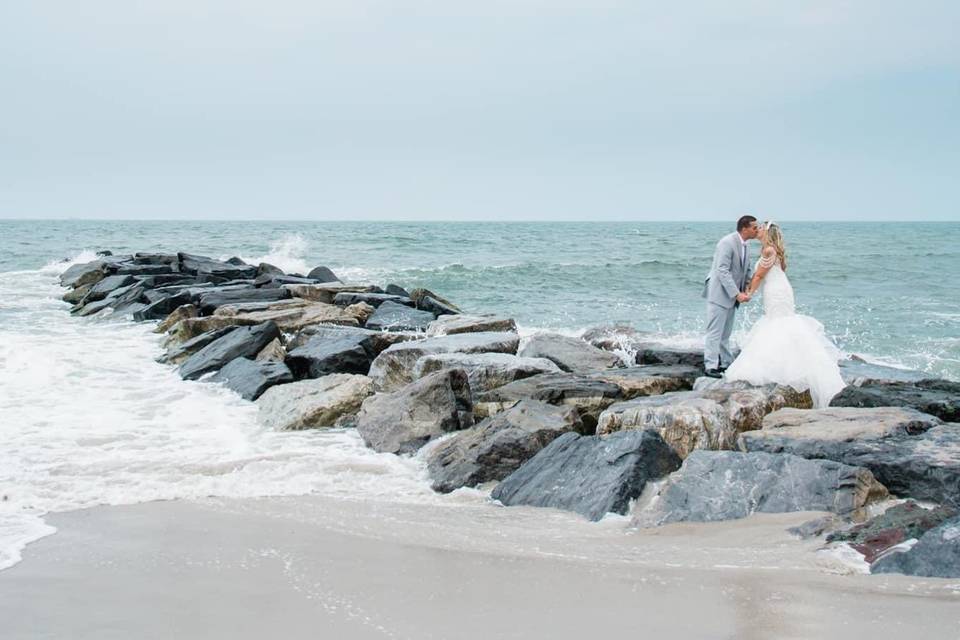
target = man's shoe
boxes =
[703,368,723,379]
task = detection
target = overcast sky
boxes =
[1,1,957,221]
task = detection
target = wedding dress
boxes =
[723,255,846,408]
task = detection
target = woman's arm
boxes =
[746,246,777,298]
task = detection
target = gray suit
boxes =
[702,231,752,370]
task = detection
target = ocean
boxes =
[1,219,958,571]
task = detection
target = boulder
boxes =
[132,252,178,267]
[283,283,381,304]
[212,299,311,316]
[177,252,257,279]
[256,275,324,288]
[739,409,959,507]
[384,284,410,297]
[255,337,287,362]
[368,332,520,391]
[166,303,360,345]
[83,274,137,302]
[285,332,375,378]
[208,357,294,401]
[332,292,413,308]
[582,324,649,352]
[427,400,584,493]
[871,515,960,578]
[291,325,419,356]
[74,282,145,316]
[178,321,281,380]
[161,326,237,365]
[256,262,284,277]
[133,291,194,321]
[114,264,175,276]
[257,374,375,431]
[589,365,700,399]
[306,266,341,282]
[491,430,681,522]
[356,369,473,454]
[343,302,376,325]
[827,501,958,563]
[410,288,461,314]
[364,300,435,332]
[413,352,561,394]
[830,379,960,422]
[135,274,196,289]
[60,259,111,288]
[635,345,704,369]
[632,450,887,528]
[473,372,624,430]
[518,333,622,374]
[426,314,517,337]
[198,287,291,315]
[62,283,92,305]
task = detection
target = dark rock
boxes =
[356,369,473,454]
[292,324,418,356]
[83,274,137,302]
[491,430,681,522]
[427,400,583,493]
[178,321,281,380]
[197,287,291,315]
[332,292,413,308]
[827,501,958,563]
[161,326,239,365]
[385,284,410,297]
[306,266,341,283]
[364,300,435,332]
[114,263,176,276]
[177,252,257,280]
[208,357,293,401]
[96,250,113,256]
[830,379,960,422]
[871,515,960,578]
[132,252,179,266]
[136,274,195,289]
[74,282,146,316]
[632,450,887,528]
[256,262,284,277]
[256,275,323,288]
[133,291,194,321]
[285,332,374,378]
[226,256,247,266]
[636,345,705,369]
[410,288,461,314]
[60,259,112,288]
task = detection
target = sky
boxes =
[1,1,958,221]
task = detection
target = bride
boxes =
[723,221,846,408]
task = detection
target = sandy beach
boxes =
[2,496,958,640]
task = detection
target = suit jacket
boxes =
[702,232,752,309]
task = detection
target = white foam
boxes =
[238,234,313,276]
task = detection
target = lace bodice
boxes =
[757,257,795,318]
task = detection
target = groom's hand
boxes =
[736,292,750,303]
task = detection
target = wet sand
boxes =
[1,496,958,639]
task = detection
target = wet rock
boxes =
[208,357,294,401]
[198,287,292,315]
[291,325,419,356]
[518,333,623,374]
[343,301,376,325]
[179,321,281,380]
[133,291,194,321]
[368,332,520,391]
[60,259,111,288]
[256,262,284,278]
[136,274,196,289]
[426,314,518,337]
[414,352,561,394]
[365,300,435,332]
[256,275,325,288]
[356,369,473,454]
[474,372,624,430]
[491,430,681,522]
[283,283,381,304]
[132,252,178,267]
[333,292,413,308]
[827,501,958,563]
[427,400,584,493]
[787,515,845,540]
[257,374,375,431]
[255,337,287,362]
[75,282,146,316]
[384,284,410,297]
[285,332,375,378]
[62,283,92,305]
[162,326,239,365]
[410,288,461,315]
[84,274,137,302]
[635,345,704,369]
[115,263,175,276]
[306,266,341,282]
[871,515,960,578]
[177,252,257,279]
[582,324,650,352]
[830,379,960,422]
[589,365,700,399]
[632,451,887,528]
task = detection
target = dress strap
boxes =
[758,253,777,269]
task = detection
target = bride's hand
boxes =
[737,292,751,303]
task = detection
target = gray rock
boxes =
[306,266,341,282]
[177,252,257,279]
[133,291,194,321]
[198,287,291,315]
[255,338,287,362]
[62,283,92,305]
[830,379,960,422]
[838,358,929,386]
[178,321,281,380]
[209,357,293,400]
[518,333,622,374]
[356,369,473,454]
[414,352,561,394]
[257,374,375,431]
[827,500,958,563]
[871,515,960,578]
[426,314,517,337]
[410,288,461,314]
[115,263,175,276]
[74,282,146,316]
[491,430,681,521]
[635,345,705,369]
[285,332,374,378]
[582,324,650,352]
[365,300,435,332]
[83,274,137,302]
[384,284,410,297]
[474,372,624,431]
[282,283,382,304]
[427,400,584,493]
[368,332,520,391]
[632,450,887,528]
[60,259,111,288]
[161,326,238,365]
[333,292,412,308]
[256,262,284,277]
[739,408,960,506]
[132,252,179,267]
[292,325,418,356]
[589,365,700,399]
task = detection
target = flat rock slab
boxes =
[179,322,281,380]
[208,357,293,401]
[60,259,112,288]
[364,300,435,332]
[333,292,413,308]
[473,372,624,429]
[827,501,958,563]
[162,326,237,365]
[285,332,374,378]
[830,379,960,422]
[740,409,959,507]
[491,430,681,522]
[84,274,137,302]
[413,352,561,394]
[635,345,704,369]
[871,515,960,578]
[632,450,887,528]
[178,252,257,279]
[167,303,359,344]
[589,365,700,399]
[518,333,622,374]
[368,332,520,391]
[426,399,584,493]
[256,374,374,431]
[198,288,292,315]
[426,314,517,336]
[292,325,418,356]
[356,369,473,454]
[282,283,380,304]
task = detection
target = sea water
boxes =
[1,220,957,570]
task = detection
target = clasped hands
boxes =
[736,291,752,303]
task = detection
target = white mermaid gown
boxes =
[723,257,846,408]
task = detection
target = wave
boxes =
[238,234,313,275]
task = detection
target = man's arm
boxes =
[714,240,741,300]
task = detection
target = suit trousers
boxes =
[704,301,737,370]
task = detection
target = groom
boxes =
[701,215,760,377]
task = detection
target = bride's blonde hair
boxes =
[764,221,787,271]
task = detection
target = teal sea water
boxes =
[2,219,958,379]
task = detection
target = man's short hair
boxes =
[737,215,757,231]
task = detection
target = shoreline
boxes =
[2,495,958,640]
